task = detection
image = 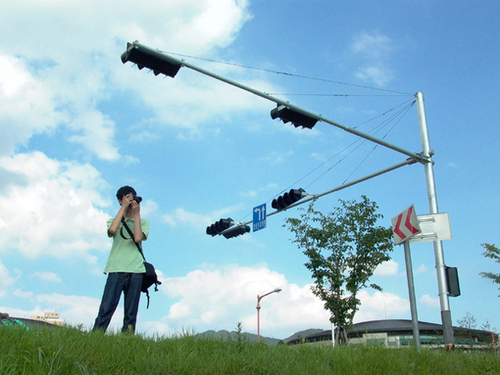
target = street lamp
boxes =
[256,288,281,343]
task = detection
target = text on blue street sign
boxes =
[253,203,266,232]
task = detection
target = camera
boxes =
[132,195,142,204]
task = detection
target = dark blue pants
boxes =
[93,272,143,333]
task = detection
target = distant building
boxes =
[287,319,497,349]
[29,312,64,326]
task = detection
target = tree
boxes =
[456,312,497,349]
[457,311,477,330]
[284,195,394,345]
[456,311,478,349]
[480,318,496,333]
[479,243,500,297]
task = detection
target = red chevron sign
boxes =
[391,205,422,245]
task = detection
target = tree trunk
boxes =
[333,326,349,346]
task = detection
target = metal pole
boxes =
[219,158,418,237]
[256,288,281,343]
[415,91,454,347]
[404,240,421,353]
[256,296,261,343]
[125,42,427,163]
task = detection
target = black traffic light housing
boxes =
[206,218,234,236]
[121,42,182,78]
[272,188,306,211]
[270,105,318,129]
[445,266,461,297]
[223,225,251,239]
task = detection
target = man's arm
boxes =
[107,194,132,237]
[131,201,144,243]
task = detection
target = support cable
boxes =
[160,51,413,96]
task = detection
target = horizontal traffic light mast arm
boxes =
[215,158,417,234]
[275,157,418,212]
[247,158,417,227]
[124,41,428,164]
[211,158,416,236]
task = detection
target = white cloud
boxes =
[12,289,34,299]
[420,294,440,309]
[355,290,409,322]
[352,32,392,59]
[355,66,394,87]
[34,293,102,328]
[0,54,65,157]
[162,204,245,230]
[2,292,121,331]
[350,31,395,87]
[127,72,276,139]
[415,264,428,274]
[156,264,412,338]
[140,320,174,337]
[264,150,294,165]
[0,261,16,298]
[139,200,159,218]
[240,183,279,198]
[163,208,212,228]
[2,263,413,338]
[32,272,62,283]
[2,1,250,59]
[0,152,111,261]
[165,0,252,52]
[0,0,253,160]
[161,264,330,337]
[374,259,399,276]
[67,110,120,161]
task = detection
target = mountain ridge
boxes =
[196,328,326,346]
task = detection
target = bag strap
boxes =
[121,217,146,261]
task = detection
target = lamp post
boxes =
[257,288,281,343]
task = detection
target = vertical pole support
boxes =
[404,240,421,353]
[416,91,454,347]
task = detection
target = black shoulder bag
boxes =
[121,218,161,308]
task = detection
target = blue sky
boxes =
[1,0,499,339]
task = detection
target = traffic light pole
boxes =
[220,157,417,235]
[123,42,427,164]
[122,43,454,346]
[415,92,454,348]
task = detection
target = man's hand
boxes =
[129,200,141,218]
[121,193,134,209]
[108,192,142,238]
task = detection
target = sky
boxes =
[1,0,499,340]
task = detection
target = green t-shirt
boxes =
[104,217,150,274]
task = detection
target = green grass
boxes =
[1,325,500,374]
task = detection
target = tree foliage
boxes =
[284,196,394,345]
[457,311,477,330]
[479,243,500,296]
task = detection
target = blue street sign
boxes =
[253,203,266,232]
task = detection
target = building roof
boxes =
[287,319,496,345]
[350,319,443,333]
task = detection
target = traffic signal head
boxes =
[272,188,306,210]
[206,218,234,236]
[223,225,251,239]
[121,42,182,78]
[270,105,318,129]
[445,266,461,297]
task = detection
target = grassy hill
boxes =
[1,324,499,374]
